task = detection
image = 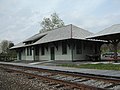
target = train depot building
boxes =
[11,24,103,61]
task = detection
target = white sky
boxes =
[0,0,120,44]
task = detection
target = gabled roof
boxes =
[23,32,47,43]
[87,24,120,40]
[11,24,93,49]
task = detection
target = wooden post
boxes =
[113,43,118,62]
[110,39,120,62]
[98,43,103,61]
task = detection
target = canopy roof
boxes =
[87,24,120,40]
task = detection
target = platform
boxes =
[0,62,120,78]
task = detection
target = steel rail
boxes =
[0,64,107,90]
[1,63,120,83]
[1,63,120,89]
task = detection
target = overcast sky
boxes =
[0,0,120,44]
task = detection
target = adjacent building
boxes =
[11,24,102,61]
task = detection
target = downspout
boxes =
[71,24,73,62]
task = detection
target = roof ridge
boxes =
[96,24,120,34]
[71,24,93,34]
[39,24,73,34]
[70,24,72,38]
[112,24,120,26]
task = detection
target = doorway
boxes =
[19,52,21,60]
[50,47,55,60]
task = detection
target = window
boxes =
[25,41,32,45]
[27,47,29,56]
[62,41,67,54]
[27,47,32,56]
[76,41,82,54]
[35,46,39,56]
[30,47,32,56]
[41,46,45,55]
[22,48,25,55]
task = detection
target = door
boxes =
[50,47,55,60]
[19,52,21,60]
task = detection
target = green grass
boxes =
[59,63,120,71]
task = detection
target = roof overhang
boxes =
[87,33,120,41]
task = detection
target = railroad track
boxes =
[0,63,120,90]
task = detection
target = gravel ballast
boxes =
[0,68,74,90]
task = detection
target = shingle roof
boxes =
[87,24,120,40]
[34,24,72,45]
[23,32,47,43]
[72,25,93,39]
[10,42,33,49]
[11,24,93,49]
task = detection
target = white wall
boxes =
[17,53,19,60]
[39,45,50,60]
[25,48,34,61]
[17,48,34,61]
[55,42,71,60]
[17,48,26,60]
[34,56,39,61]
[17,40,100,61]
[39,41,72,61]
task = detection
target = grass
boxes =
[59,63,120,71]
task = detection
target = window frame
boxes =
[62,41,67,55]
[41,46,45,55]
[35,46,39,56]
[76,41,82,54]
[27,47,32,56]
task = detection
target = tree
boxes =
[40,13,65,33]
[9,42,14,48]
[0,40,16,61]
[1,40,9,54]
[1,40,14,54]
